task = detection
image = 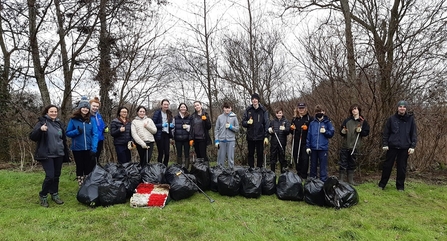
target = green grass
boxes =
[0,164,446,241]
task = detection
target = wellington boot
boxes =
[347,170,358,186]
[184,158,190,171]
[338,170,347,182]
[39,195,49,208]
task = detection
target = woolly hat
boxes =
[251,93,260,101]
[397,100,408,107]
[78,96,90,109]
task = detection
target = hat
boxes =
[251,93,260,101]
[78,96,90,109]
[297,103,306,108]
[397,100,408,107]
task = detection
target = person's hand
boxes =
[225,123,231,129]
[408,148,414,155]
[247,117,253,125]
[279,125,285,131]
[40,123,48,132]
[183,124,190,132]
[169,123,174,128]
[162,123,168,128]
[301,125,308,131]
[290,124,296,130]
[320,127,326,133]
[201,115,207,121]
[215,140,219,148]
[189,140,194,146]
[264,137,269,146]
[145,144,150,149]
[77,126,83,134]
[306,148,311,155]
[382,146,389,151]
[128,141,134,150]
[120,126,125,132]
[356,127,362,133]
[104,126,109,133]
[341,127,347,134]
[268,127,273,134]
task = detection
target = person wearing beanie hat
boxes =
[66,97,99,186]
[89,97,107,162]
[242,93,270,168]
[379,100,417,191]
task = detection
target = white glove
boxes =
[279,126,285,131]
[225,123,230,129]
[382,146,389,151]
[215,141,219,148]
[320,127,326,133]
[356,127,362,133]
[247,118,253,125]
[341,128,347,134]
[268,127,273,134]
[144,145,150,149]
[306,148,311,155]
[408,148,414,155]
[183,124,190,132]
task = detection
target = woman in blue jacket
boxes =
[66,97,98,186]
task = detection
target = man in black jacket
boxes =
[379,100,417,191]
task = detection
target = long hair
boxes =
[71,108,90,122]
[161,99,173,122]
[177,103,189,117]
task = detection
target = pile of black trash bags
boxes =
[77,159,358,209]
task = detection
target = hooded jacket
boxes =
[242,104,269,141]
[189,110,212,145]
[66,116,98,152]
[340,115,370,149]
[306,115,334,151]
[383,112,417,149]
[215,111,240,142]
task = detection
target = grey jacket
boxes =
[215,112,239,142]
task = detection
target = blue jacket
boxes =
[91,112,106,141]
[306,115,334,151]
[66,117,98,153]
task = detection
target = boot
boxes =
[184,158,190,171]
[77,176,83,187]
[347,170,357,186]
[51,193,64,205]
[39,195,49,208]
[338,170,346,182]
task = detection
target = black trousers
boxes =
[193,139,208,162]
[379,148,409,190]
[73,150,95,176]
[39,156,63,197]
[175,140,190,162]
[293,143,310,179]
[136,142,154,167]
[339,148,357,171]
[156,132,170,166]
[247,140,264,168]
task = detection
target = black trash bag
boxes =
[141,163,167,184]
[217,169,241,197]
[323,177,359,209]
[209,165,226,192]
[276,171,304,201]
[260,167,276,195]
[190,158,210,191]
[303,178,325,206]
[121,162,142,198]
[240,167,262,198]
[98,180,127,206]
[233,165,247,177]
[165,165,197,201]
[77,164,111,206]
[103,163,126,180]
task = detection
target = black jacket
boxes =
[383,112,417,149]
[110,118,132,145]
[290,113,313,146]
[173,113,191,142]
[189,111,212,145]
[242,104,269,141]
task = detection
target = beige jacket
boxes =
[131,116,157,148]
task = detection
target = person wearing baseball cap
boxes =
[290,102,313,179]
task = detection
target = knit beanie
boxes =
[78,96,90,109]
[251,93,260,101]
[397,100,408,107]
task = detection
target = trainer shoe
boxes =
[39,195,49,208]
[51,193,64,205]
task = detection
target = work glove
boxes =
[382,146,389,151]
[77,126,83,134]
[279,125,285,131]
[306,148,311,155]
[128,141,135,150]
[301,125,308,131]
[264,137,269,146]
[268,127,274,134]
[341,127,347,134]
[225,123,231,129]
[290,124,296,130]
[169,123,174,128]
[201,115,207,121]
[356,127,362,133]
[189,140,194,146]
[104,126,109,133]
[320,127,326,134]
[408,148,414,155]
[247,117,253,125]
[215,140,219,148]
[183,124,190,132]
[162,123,168,128]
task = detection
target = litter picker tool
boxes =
[351,117,364,155]
[289,129,296,168]
[273,132,285,154]
[176,170,215,203]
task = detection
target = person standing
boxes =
[268,107,290,173]
[173,103,192,169]
[215,102,240,169]
[242,93,269,168]
[339,104,370,185]
[290,103,313,179]
[66,97,98,186]
[30,105,70,207]
[131,106,157,167]
[153,99,174,166]
[306,105,334,182]
[379,100,417,191]
[189,101,212,162]
[110,106,132,164]
[89,97,107,162]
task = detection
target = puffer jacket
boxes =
[173,113,191,142]
[152,109,174,140]
[268,116,290,146]
[383,112,417,149]
[306,115,334,151]
[131,116,157,148]
[242,104,269,141]
[110,118,132,145]
[91,112,106,141]
[66,116,98,152]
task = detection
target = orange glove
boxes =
[301,125,308,131]
[189,140,194,146]
[201,115,207,120]
[290,124,296,130]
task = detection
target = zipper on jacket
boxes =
[83,122,87,150]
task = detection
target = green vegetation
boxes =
[0,164,445,241]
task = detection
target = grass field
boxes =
[0,163,446,241]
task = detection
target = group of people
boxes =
[30,94,417,207]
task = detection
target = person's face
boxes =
[179,105,187,113]
[120,108,128,118]
[223,106,232,114]
[91,102,100,114]
[298,107,306,115]
[351,107,359,116]
[252,98,259,105]
[194,102,202,112]
[80,107,89,115]
[161,101,169,111]
[137,108,146,118]
[397,105,406,115]
[47,107,58,120]
[275,111,283,119]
